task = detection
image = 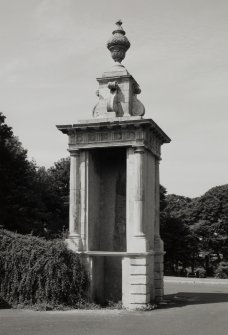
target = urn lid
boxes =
[107,20,131,63]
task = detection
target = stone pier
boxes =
[57,21,170,310]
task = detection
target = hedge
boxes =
[0,229,89,308]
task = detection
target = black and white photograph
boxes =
[0,1,228,334]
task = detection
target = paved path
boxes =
[1,278,228,335]
[165,276,228,284]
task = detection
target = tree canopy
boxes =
[0,113,69,237]
[161,185,228,276]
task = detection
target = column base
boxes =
[65,234,82,252]
[128,235,148,253]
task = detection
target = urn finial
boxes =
[107,20,131,63]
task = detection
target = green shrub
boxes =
[215,262,228,279]
[0,229,89,308]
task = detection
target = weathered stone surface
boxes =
[129,275,149,285]
[57,21,171,310]
[130,265,148,276]
[130,257,148,266]
[102,63,129,78]
[93,73,145,118]
[130,285,150,295]
[130,293,151,305]
[58,119,170,308]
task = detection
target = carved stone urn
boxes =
[107,20,131,63]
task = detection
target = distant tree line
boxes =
[160,185,228,277]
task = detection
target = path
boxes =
[0,277,228,335]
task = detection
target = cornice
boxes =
[56,118,171,144]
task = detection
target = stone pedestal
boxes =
[122,255,152,309]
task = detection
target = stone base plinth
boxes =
[64,248,164,309]
[122,255,153,310]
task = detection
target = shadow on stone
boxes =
[159,292,228,309]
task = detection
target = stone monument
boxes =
[57,21,171,310]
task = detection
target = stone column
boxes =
[124,146,151,309]
[79,150,88,250]
[154,158,164,301]
[67,150,82,251]
[129,146,148,252]
[133,147,145,236]
[154,158,161,239]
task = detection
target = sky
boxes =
[0,0,227,198]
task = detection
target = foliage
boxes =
[0,229,89,308]
[0,112,35,233]
[195,267,206,278]
[160,186,197,274]
[44,157,70,236]
[47,158,70,200]
[165,185,228,229]
[161,184,228,276]
[160,215,197,275]
[0,112,69,238]
[215,262,228,279]
[32,160,70,238]
[163,194,193,223]
[160,185,167,212]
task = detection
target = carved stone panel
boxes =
[68,126,162,158]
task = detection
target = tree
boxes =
[47,157,70,202]
[160,215,197,275]
[160,185,167,212]
[0,112,69,238]
[163,193,193,223]
[44,158,70,236]
[0,112,37,233]
[162,184,228,275]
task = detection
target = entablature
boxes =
[57,118,170,158]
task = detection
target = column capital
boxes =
[68,149,80,157]
[133,146,145,154]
